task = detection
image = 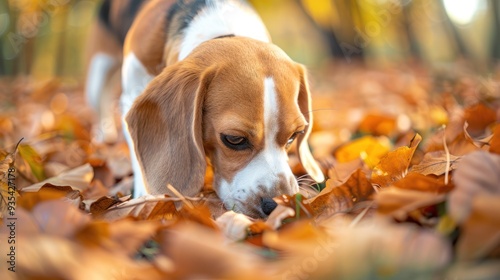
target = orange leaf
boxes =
[358,113,397,136]
[372,133,422,188]
[307,169,374,218]
[463,103,496,137]
[489,124,500,154]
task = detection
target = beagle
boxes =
[86,0,325,218]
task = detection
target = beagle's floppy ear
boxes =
[296,64,325,183]
[125,62,215,196]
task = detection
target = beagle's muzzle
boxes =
[86,0,324,218]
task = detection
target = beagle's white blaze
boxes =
[178,0,270,61]
[218,77,298,212]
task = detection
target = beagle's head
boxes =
[126,37,324,218]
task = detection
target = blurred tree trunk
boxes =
[294,0,343,58]
[295,0,364,62]
[55,5,69,77]
[401,1,421,60]
[436,0,470,59]
[491,0,500,62]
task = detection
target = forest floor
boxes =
[1,62,500,279]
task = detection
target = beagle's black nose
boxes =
[261,197,278,216]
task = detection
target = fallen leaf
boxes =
[0,235,165,279]
[335,135,392,168]
[411,151,461,176]
[262,219,325,253]
[372,133,422,188]
[326,157,364,187]
[22,163,93,192]
[463,122,492,148]
[98,194,179,221]
[456,195,500,261]
[161,222,266,279]
[393,172,454,193]
[358,113,397,136]
[448,150,500,223]
[463,103,496,137]
[307,169,374,218]
[76,218,161,256]
[304,219,452,279]
[376,187,446,222]
[32,200,91,237]
[18,143,46,181]
[17,184,81,211]
[489,124,500,154]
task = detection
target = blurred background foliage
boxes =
[0,0,498,82]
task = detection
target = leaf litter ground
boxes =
[1,64,500,279]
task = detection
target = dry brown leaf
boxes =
[17,184,82,211]
[371,133,422,188]
[302,220,452,279]
[161,222,266,279]
[456,195,500,261]
[326,157,364,187]
[411,151,461,176]
[307,169,374,218]
[393,172,454,193]
[22,163,93,192]
[98,195,179,221]
[449,150,500,223]
[32,200,91,237]
[463,122,493,148]
[376,187,446,222]
[89,195,127,216]
[76,218,161,256]
[0,235,165,279]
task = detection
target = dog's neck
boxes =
[164,0,270,65]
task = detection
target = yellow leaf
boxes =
[335,135,391,168]
[18,143,46,181]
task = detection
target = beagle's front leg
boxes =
[121,52,154,198]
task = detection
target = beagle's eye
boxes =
[286,130,304,148]
[221,134,250,150]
